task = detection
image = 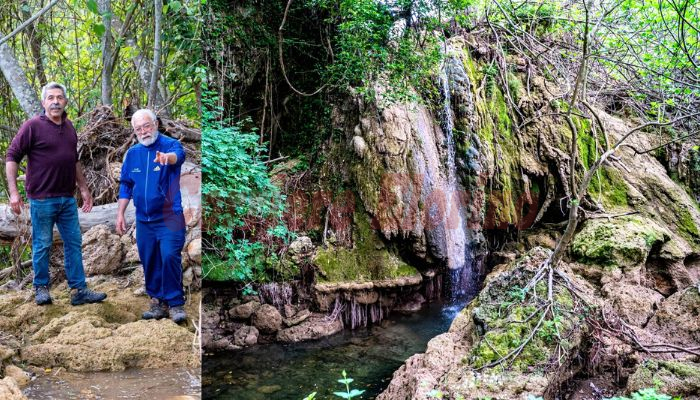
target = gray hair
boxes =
[131,109,158,126]
[41,82,67,100]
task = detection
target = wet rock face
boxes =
[276,315,343,343]
[251,304,283,334]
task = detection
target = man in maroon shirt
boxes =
[5,82,107,306]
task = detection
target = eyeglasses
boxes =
[133,122,155,134]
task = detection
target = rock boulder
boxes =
[251,304,282,334]
[82,225,124,275]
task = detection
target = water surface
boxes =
[23,367,201,399]
[203,301,465,399]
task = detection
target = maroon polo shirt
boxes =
[5,112,78,199]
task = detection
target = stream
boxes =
[202,301,467,399]
[23,367,201,399]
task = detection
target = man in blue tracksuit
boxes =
[116,108,187,323]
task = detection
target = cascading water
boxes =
[438,59,477,300]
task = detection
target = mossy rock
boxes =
[463,247,584,373]
[587,166,630,210]
[627,360,700,397]
[313,211,418,283]
[570,216,669,268]
[271,259,301,281]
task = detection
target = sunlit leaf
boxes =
[92,23,105,37]
[86,0,99,14]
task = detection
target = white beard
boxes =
[137,131,159,146]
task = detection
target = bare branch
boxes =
[0,0,61,47]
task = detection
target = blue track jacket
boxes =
[119,134,186,222]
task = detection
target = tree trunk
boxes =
[99,0,113,106]
[20,0,47,87]
[0,39,41,117]
[148,0,163,110]
[112,13,170,117]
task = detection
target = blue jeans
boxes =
[30,197,86,289]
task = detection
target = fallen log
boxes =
[0,161,200,242]
[161,118,201,142]
[0,202,136,242]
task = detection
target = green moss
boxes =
[677,206,700,240]
[42,304,69,322]
[475,100,495,144]
[489,86,512,140]
[574,116,595,170]
[571,216,668,267]
[588,166,630,209]
[507,72,523,104]
[272,259,301,281]
[461,48,482,84]
[661,360,700,379]
[628,359,700,396]
[314,210,418,283]
[554,289,574,309]
[468,252,579,372]
[351,151,384,213]
[456,44,524,228]
[95,301,137,324]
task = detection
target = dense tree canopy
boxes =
[0,0,202,144]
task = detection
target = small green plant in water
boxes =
[303,370,365,399]
[334,370,365,399]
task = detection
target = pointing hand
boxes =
[154,151,173,165]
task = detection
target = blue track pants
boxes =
[136,216,186,307]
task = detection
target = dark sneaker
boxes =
[71,287,107,306]
[142,299,168,320]
[35,286,52,305]
[169,306,187,324]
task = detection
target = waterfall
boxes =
[439,59,476,300]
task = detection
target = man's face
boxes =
[132,115,158,146]
[41,88,67,120]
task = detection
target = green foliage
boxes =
[322,0,445,101]
[606,387,680,400]
[508,1,557,33]
[0,0,202,133]
[201,90,288,283]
